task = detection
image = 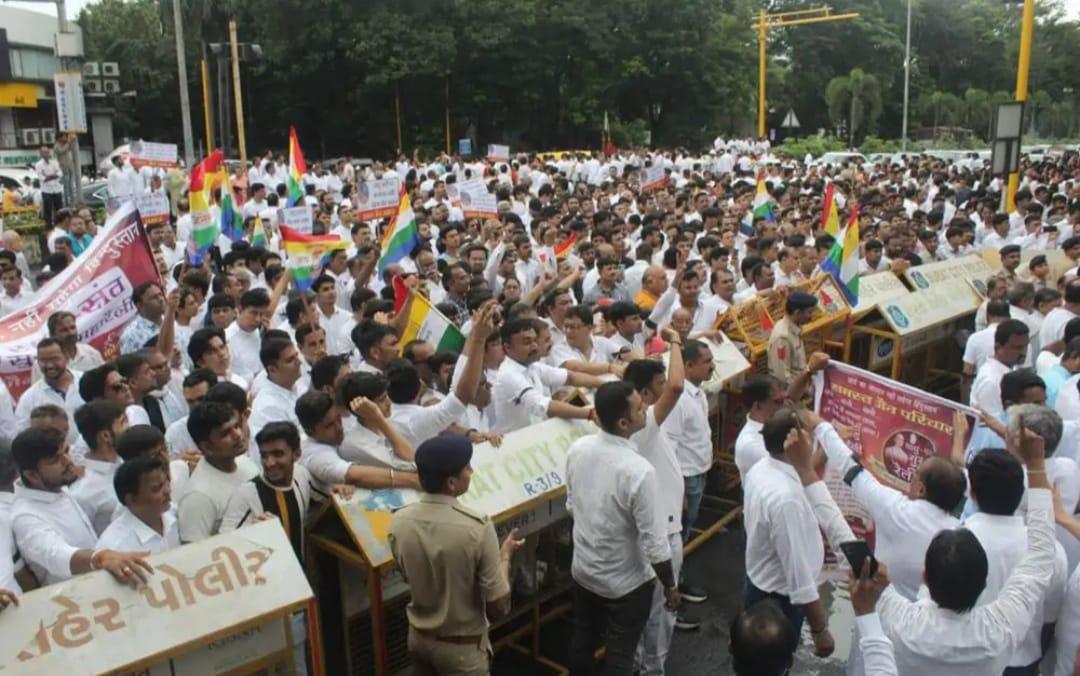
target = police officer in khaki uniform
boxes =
[388,434,523,676]
[767,290,817,383]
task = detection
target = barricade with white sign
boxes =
[0,520,315,675]
[307,418,593,676]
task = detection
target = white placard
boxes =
[355,176,400,220]
[486,144,510,162]
[130,141,179,169]
[459,182,498,219]
[279,205,313,234]
[134,192,170,225]
[53,71,88,133]
[0,520,311,674]
[641,164,667,191]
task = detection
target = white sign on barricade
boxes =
[0,520,312,674]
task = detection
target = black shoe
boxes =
[674,613,701,631]
[678,583,707,603]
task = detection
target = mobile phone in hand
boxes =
[839,540,878,577]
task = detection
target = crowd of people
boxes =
[0,137,1078,676]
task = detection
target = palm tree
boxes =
[824,68,883,148]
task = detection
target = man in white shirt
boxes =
[15,338,84,444]
[177,401,259,543]
[491,318,597,434]
[550,305,625,375]
[30,311,105,384]
[296,391,421,492]
[565,380,680,676]
[624,330,698,666]
[964,448,1068,674]
[386,304,492,447]
[248,339,302,438]
[0,266,31,315]
[226,288,270,383]
[741,408,835,655]
[35,145,63,228]
[70,401,129,535]
[10,427,151,587]
[875,423,1057,675]
[96,455,179,554]
[970,319,1030,416]
[312,275,353,355]
[962,300,1011,401]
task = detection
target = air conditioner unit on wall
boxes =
[40,128,55,145]
[101,62,119,77]
[20,129,40,146]
[84,79,102,93]
[103,80,119,93]
[83,62,99,77]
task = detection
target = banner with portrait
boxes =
[814,361,975,545]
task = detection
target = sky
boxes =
[7,0,1080,23]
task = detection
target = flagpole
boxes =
[229,19,248,168]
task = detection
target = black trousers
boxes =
[42,192,63,228]
[569,579,655,676]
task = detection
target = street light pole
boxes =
[172,0,195,167]
[1006,0,1035,212]
[901,0,912,153]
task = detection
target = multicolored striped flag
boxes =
[821,183,842,237]
[187,149,223,265]
[751,169,775,224]
[820,204,861,305]
[280,225,349,290]
[218,170,245,241]
[251,215,268,248]
[554,232,577,258]
[377,189,420,275]
[392,275,466,354]
[287,126,307,207]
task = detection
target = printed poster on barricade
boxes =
[851,271,909,317]
[355,176,400,221]
[0,520,311,674]
[129,141,178,169]
[459,181,498,220]
[0,202,159,399]
[879,277,980,336]
[641,164,668,191]
[332,418,593,569]
[278,205,313,234]
[814,362,975,545]
[134,191,170,225]
[902,254,994,291]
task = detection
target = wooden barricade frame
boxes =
[307,419,593,676]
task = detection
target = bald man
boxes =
[636,266,669,311]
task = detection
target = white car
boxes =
[814,152,867,167]
[0,167,36,191]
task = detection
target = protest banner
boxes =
[641,164,667,191]
[458,182,498,219]
[134,191,170,225]
[0,202,159,399]
[0,520,312,674]
[902,254,994,291]
[486,144,510,162]
[278,205,313,234]
[814,362,975,543]
[354,176,400,220]
[129,140,179,169]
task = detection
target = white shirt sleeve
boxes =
[404,394,467,444]
[851,470,907,527]
[12,510,78,581]
[804,481,857,551]
[630,468,671,566]
[770,496,824,605]
[301,446,352,486]
[855,613,899,676]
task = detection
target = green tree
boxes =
[825,68,883,147]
